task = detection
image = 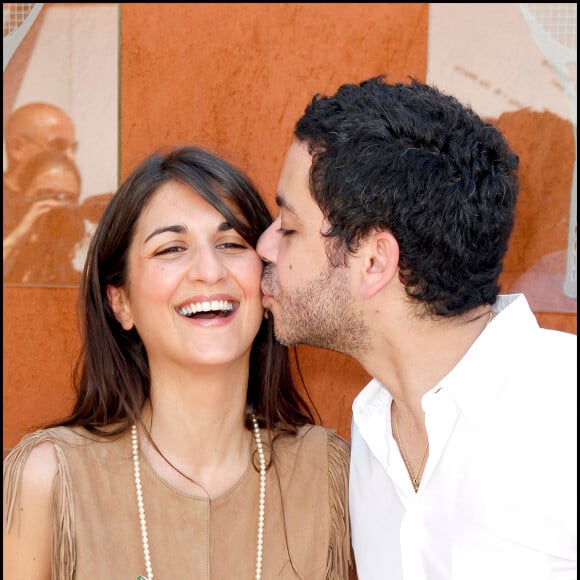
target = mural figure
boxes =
[3,102,112,284]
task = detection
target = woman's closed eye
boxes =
[216,240,251,251]
[154,245,186,256]
[151,235,250,257]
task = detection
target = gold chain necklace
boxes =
[393,402,429,493]
[132,414,266,580]
[392,309,494,492]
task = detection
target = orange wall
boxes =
[3,4,575,452]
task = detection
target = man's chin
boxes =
[272,328,296,347]
[270,316,298,347]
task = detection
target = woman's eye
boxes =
[277,227,295,237]
[155,246,185,256]
[217,241,248,250]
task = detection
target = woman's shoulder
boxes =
[3,425,125,503]
[4,426,84,486]
[296,424,350,454]
[274,424,350,471]
[4,434,60,497]
[3,428,69,535]
[3,427,79,578]
[274,425,353,577]
[301,426,350,492]
[4,425,102,461]
[4,426,72,468]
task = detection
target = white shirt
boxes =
[350,294,577,580]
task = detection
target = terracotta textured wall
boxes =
[497,109,577,326]
[4,4,576,452]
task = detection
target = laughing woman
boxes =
[3,146,354,579]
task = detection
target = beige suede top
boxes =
[4,423,352,579]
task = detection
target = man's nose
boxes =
[257,219,279,265]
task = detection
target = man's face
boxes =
[29,112,78,161]
[16,110,78,168]
[257,140,369,356]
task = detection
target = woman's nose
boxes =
[187,245,227,284]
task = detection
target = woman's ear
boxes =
[359,231,400,299]
[106,285,135,330]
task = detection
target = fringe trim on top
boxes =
[325,430,353,579]
[3,429,76,579]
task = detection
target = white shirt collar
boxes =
[353,294,538,431]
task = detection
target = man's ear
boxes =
[106,285,135,330]
[7,135,29,163]
[358,231,399,299]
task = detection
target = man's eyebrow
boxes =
[275,194,298,215]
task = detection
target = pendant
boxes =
[137,576,150,580]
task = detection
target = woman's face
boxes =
[108,180,265,371]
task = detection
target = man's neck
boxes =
[362,308,493,412]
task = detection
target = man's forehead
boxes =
[275,193,297,214]
[276,141,314,210]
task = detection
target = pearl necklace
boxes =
[131,415,266,580]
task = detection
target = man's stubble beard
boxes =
[267,263,371,358]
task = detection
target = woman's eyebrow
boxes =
[144,224,187,243]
